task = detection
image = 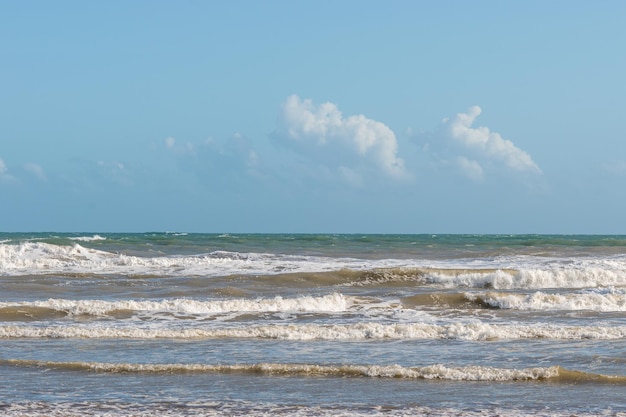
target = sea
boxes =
[1,233,626,416]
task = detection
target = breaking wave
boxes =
[0,242,359,277]
[2,322,625,341]
[2,242,626,291]
[0,293,352,319]
[3,359,625,384]
[67,235,107,242]
[0,359,560,381]
[466,288,626,311]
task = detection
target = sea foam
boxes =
[0,242,355,277]
[1,358,564,381]
[0,293,351,317]
[423,265,626,289]
[3,322,625,341]
[68,235,107,242]
[466,288,626,311]
[0,402,620,417]
[3,242,626,292]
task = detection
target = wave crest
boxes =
[5,359,623,384]
[466,288,626,311]
[1,359,567,381]
[3,322,626,341]
[0,293,351,318]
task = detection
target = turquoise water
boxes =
[1,233,626,416]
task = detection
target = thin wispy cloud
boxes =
[24,163,47,181]
[163,132,265,190]
[603,161,626,176]
[165,137,196,155]
[455,156,485,182]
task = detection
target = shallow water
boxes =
[1,233,626,416]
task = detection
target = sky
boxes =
[1,1,626,233]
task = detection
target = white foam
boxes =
[0,402,616,417]
[467,289,626,311]
[3,242,626,292]
[2,358,561,381]
[0,242,117,274]
[68,235,107,242]
[0,293,351,317]
[0,242,366,277]
[3,322,625,341]
[425,264,626,289]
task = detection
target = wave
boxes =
[3,242,626,291]
[3,358,624,384]
[3,322,626,341]
[336,266,626,290]
[422,267,626,290]
[16,287,624,323]
[465,288,626,311]
[0,242,355,277]
[0,293,352,318]
[67,235,107,242]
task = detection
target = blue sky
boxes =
[2,1,625,233]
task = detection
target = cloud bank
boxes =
[275,95,408,183]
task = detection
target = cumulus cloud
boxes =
[443,106,542,175]
[408,106,543,183]
[275,95,408,182]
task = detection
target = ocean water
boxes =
[1,233,626,416]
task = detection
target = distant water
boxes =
[1,233,626,416]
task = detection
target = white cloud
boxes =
[444,106,542,175]
[0,158,17,184]
[276,95,408,181]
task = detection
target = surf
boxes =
[4,359,624,384]
[3,322,626,341]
